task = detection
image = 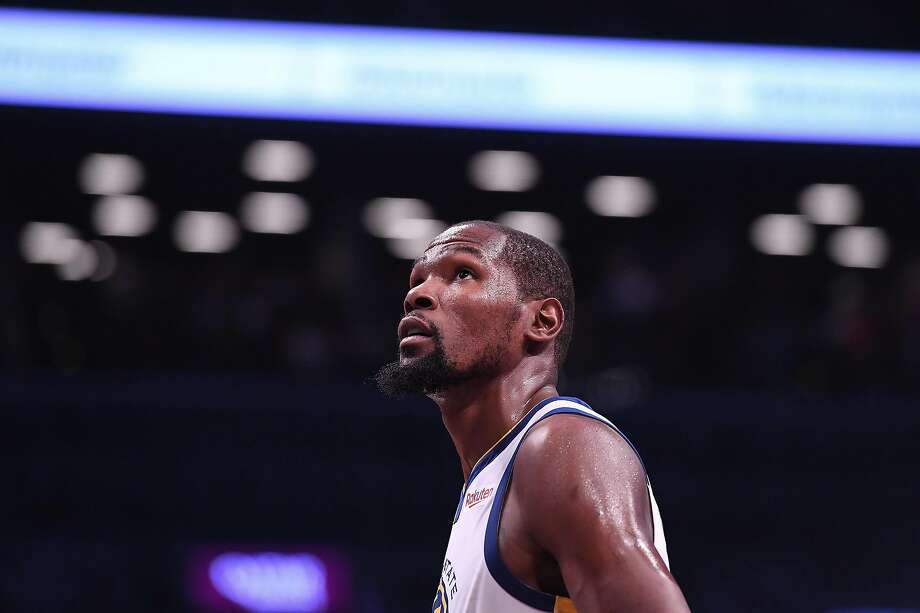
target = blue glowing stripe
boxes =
[3,8,920,145]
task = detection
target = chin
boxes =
[399,346,431,362]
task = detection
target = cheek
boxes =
[444,288,517,341]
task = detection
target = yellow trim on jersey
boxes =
[554,596,577,613]
[463,399,553,487]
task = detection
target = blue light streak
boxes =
[2,7,920,145]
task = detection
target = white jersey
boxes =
[432,396,669,613]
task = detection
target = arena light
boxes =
[798,183,862,225]
[468,151,540,192]
[495,211,562,244]
[383,218,447,241]
[240,192,310,234]
[56,239,98,281]
[585,176,656,217]
[385,220,449,259]
[243,140,314,182]
[750,214,814,256]
[362,197,447,259]
[92,195,157,236]
[78,153,144,195]
[19,222,80,264]
[174,211,240,253]
[827,226,888,268]
[363,198,434,238]
[187,546,351,613]
[208,553,327,613]
[5,8,920,146]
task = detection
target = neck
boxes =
[431,359,559,482]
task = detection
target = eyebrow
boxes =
[412,243,485,269]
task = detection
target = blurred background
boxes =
[2,1,920,612]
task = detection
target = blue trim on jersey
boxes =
[454,396,590,525]
[466,396,589,488]
[484,436,556,612]
[432,579,450,613]
[522,408,655,543]
[452,487,465,524]
[483,401,654,609]
[551,408,650,477]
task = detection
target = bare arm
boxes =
[511,415,690,612]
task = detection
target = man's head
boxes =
[374,220,574,397]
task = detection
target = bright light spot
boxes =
[386,220,449,259]
[383,218,447,241]
[495,211,563,244]
[468,150,540,192]
[585,175,656,217]
[243,140,314,182]
[78,153,144,195]
[799,183,862,225]
[56,239,98,281]
[362,197,447,258]
[90,240,118,281]
[827,226,888,268]
[92,195,157,236]
[19,222,80,263]
[174,211,240,253]
[240,192,310,234]
[363,197,434,237]
[750,214,815,256]
[208,552,328,613]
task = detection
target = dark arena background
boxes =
[2,1,920,612]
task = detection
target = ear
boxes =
[523,297,564,350]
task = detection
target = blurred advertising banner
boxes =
[186,546,352,613]
[2,8,920,146]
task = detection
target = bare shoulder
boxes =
[507,412,690,610]
[510,413,653,549]
[515,413,648,495]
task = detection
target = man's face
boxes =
[375,224,523,396]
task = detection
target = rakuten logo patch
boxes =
[465,487,494,509]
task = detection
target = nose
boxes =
[404,280,437,314]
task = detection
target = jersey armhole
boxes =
[483,406,654,610]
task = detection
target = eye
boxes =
[456,268,474,280]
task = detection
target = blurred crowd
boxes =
[4,218,918,399]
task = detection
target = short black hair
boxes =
[450,220,575,366]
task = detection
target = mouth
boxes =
[399,334,432,349]
[398,317,434,347]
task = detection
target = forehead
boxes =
[412,224,508,270]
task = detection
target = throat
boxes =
[437,384,559,481]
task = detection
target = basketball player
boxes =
[375,221,690,612]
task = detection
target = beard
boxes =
[374,323,507,397]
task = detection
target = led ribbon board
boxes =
[3,8,920,145]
